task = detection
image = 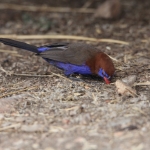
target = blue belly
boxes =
[46,59,92,76]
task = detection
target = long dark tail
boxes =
[0,38,38,53]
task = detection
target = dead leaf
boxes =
[122,75,137,86]
[115,80,137,97]
[94,0,122,19]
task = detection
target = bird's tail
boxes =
[0,38,38,53]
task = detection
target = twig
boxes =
[141,39,150,43]
[13,73,54,77]
[134,81,150,86]
[0,81,25,92]
[60,106,79,111]
[125,87,139,97]
[13,72,73,82]
[0,65,13,76]
[0,123,21,131]
[0,49,17,54]
[0,34,129,45]
[0,4,95,13]
[0,85,38,99]
[108,55,120,62]
[132,107,147,116]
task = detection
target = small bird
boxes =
[0,38,115,84]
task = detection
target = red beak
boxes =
[104,77,110,84]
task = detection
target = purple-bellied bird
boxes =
[0,38,115,84]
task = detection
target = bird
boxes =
[0,38,115,84]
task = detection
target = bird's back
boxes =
[39,42,101,65]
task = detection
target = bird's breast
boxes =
[46,59,92,76]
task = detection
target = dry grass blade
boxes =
[0,85,37,99]
[108,55,120,62]
[132,107,147,116]
[106,54,122,64]
[0,49,17,54]
[134,81,150,86]
[0,4,95,13]
[13,73,54,77]
[0,65,13,76]
[60,106,79,111]
[13,72,72,82]
[0,34,129,45]
[0,123,21,131]
[141,39,150,43]
[125,87,138,97]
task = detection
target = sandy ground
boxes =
[0,0,150,150]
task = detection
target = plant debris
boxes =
[94,0,122,19]
[115,80,137,97]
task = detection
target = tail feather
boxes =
[0,38,38,53]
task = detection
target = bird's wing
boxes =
[43,42,69,48]
[37,43,69,52]
[39,43,100,65]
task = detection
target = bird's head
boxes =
[98,68,111,84]
[86,51,115,84]
[97,53,115,84]
[95,52,115,84]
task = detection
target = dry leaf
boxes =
[94,0,122,19]
[115,80,137,97]
[122,75,137,86]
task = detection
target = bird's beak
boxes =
[104,77,110,84]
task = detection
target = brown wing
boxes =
[39,43,100,65]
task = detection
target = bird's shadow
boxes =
[69,74,104,83]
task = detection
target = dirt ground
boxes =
[0,0,150,150]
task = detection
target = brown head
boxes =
[86,52,115,84]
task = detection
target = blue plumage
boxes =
[47,60,91,76]
[38,46,49,52]
[38,46,92,76]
